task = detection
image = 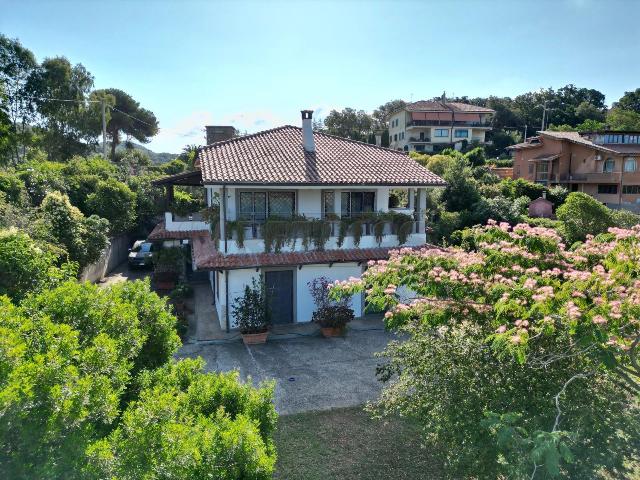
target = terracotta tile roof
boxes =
[191,234,433,270]
[405,100,495,114]
[147,222,209,241]
[538,131,619,154]
[196,126,445,186]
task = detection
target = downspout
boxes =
[222,185,228,254]
[225,270,230,333]
[619,158,623,207]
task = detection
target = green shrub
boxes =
[611,208,640,228]
[232,278,271,334]
[556,192,614,244]
[86,179,137,234]
[171,189,204,217]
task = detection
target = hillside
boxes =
[97,142,178,164]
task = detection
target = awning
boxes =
[527,153,560,162]
[151,170,203,186]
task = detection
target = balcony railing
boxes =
[558,172,622,183]
[408,137,431,143]
[406,120,491,128]
[222,212,424,254]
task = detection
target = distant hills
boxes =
[97,142,178,164]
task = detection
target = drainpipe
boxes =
[222,185,228,254]
[225,270,230,333]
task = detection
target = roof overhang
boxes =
[151,170,203,186]
[202,181,446,188]
[528,154,560,162]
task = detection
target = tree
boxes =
[372,99,406,129]
[425,154,455,176]
[86,178,137,234]
[95,88,158,159]
[323,107,373,141]
[334,222,640,478]
[607,107,640,131]
[463,146,486,167]
[441,156,480,212]
[25,56,101,160]
[556,192,614,244]
[0,228,76,301]
[0,34,38,164]
[1,280,276,479]
[38,191,110,267]
[85,359,277,479]
[613,87,640,114]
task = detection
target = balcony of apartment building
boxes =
[406,119,491,128]
[558,172,623,183]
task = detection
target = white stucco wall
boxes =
[297,189,322,217]
[216,263,365,328]
[295,263,364,323]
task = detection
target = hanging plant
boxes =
[337,218,351,248]
[226,220,246,249]
[201,206,220,244]
[351,219,363,247]
[310,219,331,251]
[390,212,414,245]
[373,219,386,245]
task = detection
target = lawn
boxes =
[273,406,444,480]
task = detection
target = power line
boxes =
[20,94,158,129]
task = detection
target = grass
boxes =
[273,406,444,480]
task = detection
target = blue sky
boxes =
[2,0,639,153]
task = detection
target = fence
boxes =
[80,234,131,283]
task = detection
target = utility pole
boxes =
[101,98,107,159]
[541,102,547,131]
[524,124,528,142]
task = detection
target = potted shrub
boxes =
[232,278,271,344]
[308,276,354,337]
[313,304,354,337]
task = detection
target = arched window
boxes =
[624,157,637,172]
[603,158,615,173]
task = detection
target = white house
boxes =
[387,100,495,153]
[151,111,445,331]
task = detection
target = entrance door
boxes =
[264,270,294,324]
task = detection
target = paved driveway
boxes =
[178,327,395,414]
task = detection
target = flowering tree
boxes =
[333,221,640,478]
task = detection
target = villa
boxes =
[150,111,445,330]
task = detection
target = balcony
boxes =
[558,172,622,183]
[406,120,491,128]
[221,212,425,254]
[408,136,431,143]
[164,211,209,232]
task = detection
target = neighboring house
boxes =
[387,100,495,153]
[510,130,640,210]
[151,111,445,330]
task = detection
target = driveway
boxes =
[97,262,151,288]
[178,327,395,415]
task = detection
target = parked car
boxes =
[128,240,155,268]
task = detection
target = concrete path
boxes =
[178,324,394,415]
[97,262,150,288]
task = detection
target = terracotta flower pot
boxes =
[241,331,269,345]
[320,326,345,338]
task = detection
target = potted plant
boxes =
[308,276,354,337]
[232,278,271,344]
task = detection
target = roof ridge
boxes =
[199,125,296,151]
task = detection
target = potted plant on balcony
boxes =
[232,278,271,344]
[308,276,354,337]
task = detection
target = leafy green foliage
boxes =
[232,278,271,334]
[86,178,137,234]
[171,188,205,217]
[0,228,77,301]
[85,359,276,480]
[38,191,110,267]
[556,192,614,244]
[1,279,276,479]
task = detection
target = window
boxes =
[528,163,534,174]
[604,134,623,143]
[415,144,425,152]
[597,184,618,194]
[623,185,640,194]
[624,157,637,172]
[341,191,375,218]
[322,191,335,217]
[401,132,405,140]
[454,129,469,138]
[239,191,295,222]
[603,158,615,173]
[625,135,640,144]
[434,129,449,137]
[394,134,398,141]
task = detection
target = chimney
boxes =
[374,131,382,147]
[301,110,315,152]
[205,126,236,145]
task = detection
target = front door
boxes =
[264,270,294,324]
